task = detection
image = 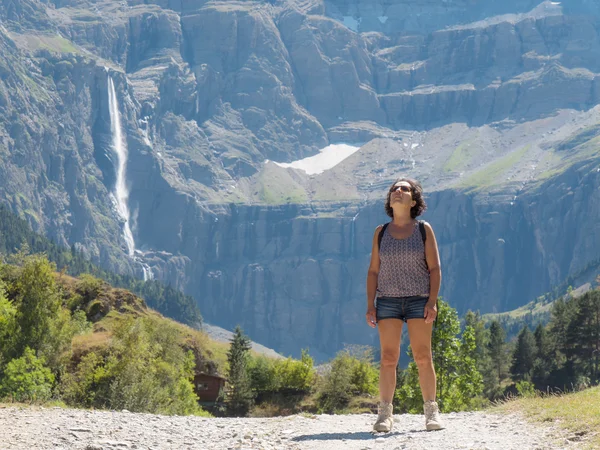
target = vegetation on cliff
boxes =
[0,206,201,326]
[0,253,216,415]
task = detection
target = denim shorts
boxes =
[376,295,429,322]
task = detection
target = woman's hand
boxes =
[366,307,377,328]
[424,301,437,324]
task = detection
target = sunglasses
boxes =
[392,185,412,193]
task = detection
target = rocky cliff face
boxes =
[2,0,600,358]
[138,156,599,359]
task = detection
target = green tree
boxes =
[348,348,378,397]
[273,349,315,392]
[0,347,55,403]
[566,290,600,384]
[0,281,17,371]
[455,325,484,409]
[106,317,201,415]
[317,350,379,413]
[226,326,254,416]
[396,300,483,412]
[248,356,277,393]
[464,311,488,372]
[532,324,554,388]
[75,274,104,305]
[432,299,461,410]
[485,320,509,398]
[547,297,577,386]
[59,351,111,408]
[59,317,203,415]
[511,326,536,381]
[13,255,62,357]
[7,254,79,373]
[394,350,422,413]
[317,352,354,413]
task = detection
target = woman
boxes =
[365,178,444,432]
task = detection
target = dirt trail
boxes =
[0,406,577,449]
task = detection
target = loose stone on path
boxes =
[0,406,576,449]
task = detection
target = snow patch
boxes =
[342,16,361,32]
[273,144,361,175]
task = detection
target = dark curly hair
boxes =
[384,178,427,219]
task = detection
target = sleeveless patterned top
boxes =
[377,221,430,298]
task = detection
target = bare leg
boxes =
[407,319,436,401]
[378,319,403,403]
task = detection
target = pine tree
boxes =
[431,299,461,411]
[532,324,554,388]
[456,325,484,409]
[511,326,536,381]
[226,326,254,416]
[485,320,508,398]
[464,311,489,375]
[566,290,600,384]
[548,297,577,386]
[13,255,62,358]
[396,301,484,412]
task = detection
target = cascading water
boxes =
[107,72,153,281]
[350,212,359,257]
[107,76,135,257]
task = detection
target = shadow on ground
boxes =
[291,431,411,441]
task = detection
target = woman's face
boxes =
[389,181,414,207]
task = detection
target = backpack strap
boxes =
[378,222,390,251]
[418,220,426,244]
[379,220,427,249]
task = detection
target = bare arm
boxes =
[423,222,441,323]
[365,226,383,327]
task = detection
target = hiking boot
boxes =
[424,400,444,431]
[373,401,393,432]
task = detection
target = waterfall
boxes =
[107,73,153,281]
[108,76,135,257]
[142,265,153,281]
[350,212,359,257]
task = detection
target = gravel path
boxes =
[0,406,577,450]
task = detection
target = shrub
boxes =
[515,380,536,398]
[250,349,316,395]
[273,350,315,393]
[0,347,55,403]
[76,274,104,303]
[348,349,378,396]
[59,351,111,408]
[71,310,92,335]
[317,350,379,413]
[0,283,17,367]
[106,317,202,416]
[248,356,277,393]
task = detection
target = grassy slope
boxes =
[495,386,600,449]
[57,273,230,374]
[482,298,554,322]
[456,144,531,191]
